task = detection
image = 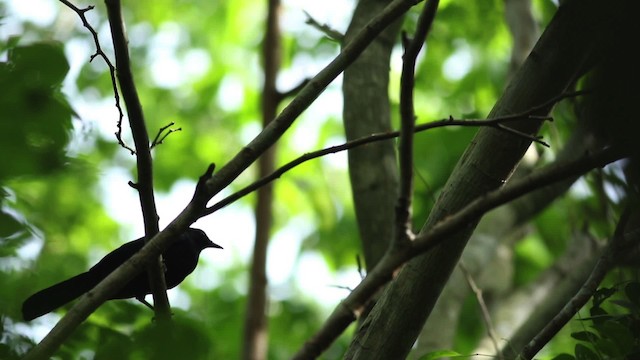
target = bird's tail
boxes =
[22,272,96,321]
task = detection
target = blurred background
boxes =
[2,0,636,359]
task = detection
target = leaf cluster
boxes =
[552,282,640,360]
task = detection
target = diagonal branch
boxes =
[200,0,427,200]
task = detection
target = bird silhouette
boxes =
[22,228,221,321]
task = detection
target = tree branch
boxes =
[292,146,627,359]
[150,122,182,149]
[303,10,343,41]
[395,0,439,249]
[104,0,170,320]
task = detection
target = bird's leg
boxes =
[136,296,154,310]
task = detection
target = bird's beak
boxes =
[208,241,223,249]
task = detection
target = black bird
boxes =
[22,228,221,321]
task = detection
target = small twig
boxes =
[303,10,344,41]
[329,284,354,291]
[192,164,216,203]
[460,263,503,360]
[150,122,182,149]
[496,123,550,147]
[57,0,134,154]
[356,255,366,279]
[277,78,311,102]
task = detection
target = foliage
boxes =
[0,38,73,238]
[551,282,640,360]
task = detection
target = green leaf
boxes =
[594,338,620,358]
[417,350,463,360]
[0,41,73,181]
[94,326,133,360]
[625,282,640,308]
[589,305,610,326]
[9,42,69,87]
[592,287,616,307]
[600,320,634,354]
[571,331,599,343]
[574,343,599,360]
[0,210,23,238]
[131,311,211,360]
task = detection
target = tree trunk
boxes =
[343,0,402,272]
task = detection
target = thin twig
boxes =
[460,262,504,360]
[303,10,344,41]
[57,0,134,154]
[150,122,182,149]
[277,78,311,102]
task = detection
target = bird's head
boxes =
[186,228,222,250]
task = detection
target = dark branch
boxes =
[200,0,428,201]
[104,0,169,320]
[395,0,439,249]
